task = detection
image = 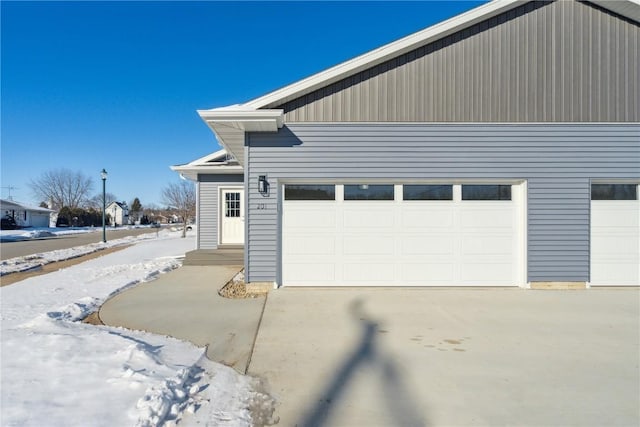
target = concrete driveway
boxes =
[248,288,640,427]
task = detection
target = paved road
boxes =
[0,227,164,260]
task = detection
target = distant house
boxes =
[106,201,129,226]
[175,0,639,288]
[0,199,53,228]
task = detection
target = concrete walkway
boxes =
[99,265,265,373]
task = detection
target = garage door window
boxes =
[591,184,637,200]
[344,185,394,200]
[285,185,335,200]
[462,185,511,201]
[403,185,452,200]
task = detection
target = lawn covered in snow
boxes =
[0,230,273,426]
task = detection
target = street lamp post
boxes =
[101,169,107,243]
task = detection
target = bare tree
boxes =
[86,192,118,210]
[161,180,195,238]
[29,169,94,210]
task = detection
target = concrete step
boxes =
[183,249,244,266]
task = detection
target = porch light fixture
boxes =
[258,175,267,194]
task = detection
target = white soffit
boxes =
[197,107,284,132]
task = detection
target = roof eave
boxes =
[196,108,284,163]
[170,164,244,181]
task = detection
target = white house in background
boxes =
[0,199,53,228]
[106,201,129,226]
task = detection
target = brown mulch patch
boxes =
[218,269,262,299]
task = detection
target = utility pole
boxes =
[1,186,19,200]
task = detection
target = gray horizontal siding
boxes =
[277,0,639,123]
[196,174,243,249]
[197,181,218,249]
[246,123,640,284]
[528,178,590,281]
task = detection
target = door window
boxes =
[462,185,511,201]
[225,192,241,217]
[403,185,453,200]
[344,185,394,200]
[285,185,335,200]
[591,184,637,200]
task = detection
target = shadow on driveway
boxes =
[298,299,427,427]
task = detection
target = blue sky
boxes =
[2,1,485,207]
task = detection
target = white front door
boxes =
[220,188,244,245]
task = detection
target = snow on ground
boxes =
[1,227,165,275]
[0,225,154,242]
[1,232,273,426]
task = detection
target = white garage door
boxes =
[283,183,525,286]
[590,183,640,286]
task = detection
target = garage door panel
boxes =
[284,263,336,284]
[285,235,336,255]
[591,263,639,285]
[460,208,514,228]
[401,263,455,283]
[400,235,455,255]
[592,235,639,257]
[401,208,454,228]
[343,235,395,255]
[460,263,514,284]
[343,207,394,228]
[592,203,638,227]
[284,210,336,228]
[343,263,395,282]
[461,235,514,255]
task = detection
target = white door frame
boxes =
[219,186,245,245]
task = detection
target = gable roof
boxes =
[198,0,640,161]
[1,199,53,213]
[107,201,128,211]
[170,148,243,180]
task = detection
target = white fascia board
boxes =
[187,148,229,166]
[170,164,244,181]
[244,0,524,109]
[596,0,640,22]
[197,108,284,132]
[170,164,243,175]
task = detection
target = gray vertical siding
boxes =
[275,1,639,122]
[246,123,640,284]
[197,174,243,249]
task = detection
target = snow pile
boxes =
[0,234,275,426]
[0,229,171,276]
[0,226,96,241]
